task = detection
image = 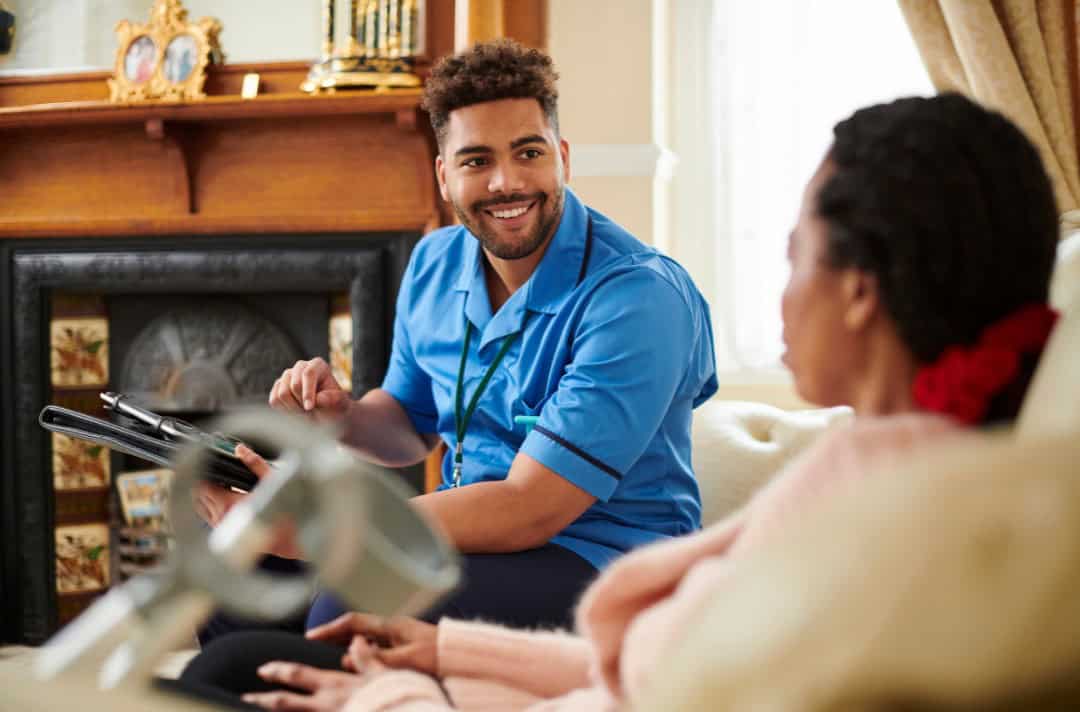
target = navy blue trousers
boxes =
[182,544,597,698]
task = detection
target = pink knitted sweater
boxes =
[344,414,955,712]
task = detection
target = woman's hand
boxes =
[243,652,385,712]
[307,612,440,676]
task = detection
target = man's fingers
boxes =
[288,360,310,407]
[300,362,327,412]
[235,444,273,479]
[315,389,350,416]
[270,369,302,412]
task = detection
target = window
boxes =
[671,0,933,373]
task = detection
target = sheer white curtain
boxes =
[673,1,932,373]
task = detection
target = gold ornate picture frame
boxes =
[108,0,223,104]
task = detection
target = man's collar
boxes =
[523,188,588,315]
[452,189,588,343]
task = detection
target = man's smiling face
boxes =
[436,97,570,260]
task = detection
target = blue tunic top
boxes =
[382,189,718,568]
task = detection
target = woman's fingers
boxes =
[255,662,345,691]
[242,690,324,711]
[306,612,384,643]
[245,663,361,711]
[305,613,360,642]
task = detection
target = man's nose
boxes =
[487,161,526,194]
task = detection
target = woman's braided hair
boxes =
[819,93,1058,364]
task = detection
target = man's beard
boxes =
[453,186,564,260]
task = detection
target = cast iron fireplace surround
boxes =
[0,232,419,644]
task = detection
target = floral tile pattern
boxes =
[52,433,110,490]
[55,523,110,593]
[50,317,109,387]
[329,312,353,391]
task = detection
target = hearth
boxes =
[0,231,420,644]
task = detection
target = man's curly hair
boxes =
[422,39,559,149]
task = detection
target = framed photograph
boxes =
[123,35,158,84]
[163,33,198,83]
[109,0,223,104]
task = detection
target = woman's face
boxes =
[781,160,862,406]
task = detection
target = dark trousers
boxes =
[197,555,309,647]
[179,543,596,699]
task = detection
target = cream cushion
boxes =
[1018,230,1080,437]
[692,400,852,525]
[640,430,1080,711]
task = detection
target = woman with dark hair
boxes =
[193,92,1061,712]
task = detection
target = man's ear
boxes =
[841,269,880,331]
[435,154,449,202]
[559,138,571,184]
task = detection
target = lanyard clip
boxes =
[452,442,463,488]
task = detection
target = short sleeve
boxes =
[381,250,439,434]
[521,270,699,501]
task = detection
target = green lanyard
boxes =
[453,323,519,487]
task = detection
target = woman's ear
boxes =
[841,269,880,331]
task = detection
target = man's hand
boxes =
[307,613,439,676]
[193,444,269,526]
[192,444,301,558]
[270,357,352,423]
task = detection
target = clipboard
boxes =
[39,397,260,492]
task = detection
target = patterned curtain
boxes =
[898,0,1080,221]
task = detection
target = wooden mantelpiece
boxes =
[0,62,442,239]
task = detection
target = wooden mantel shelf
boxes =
[0,90,426,131]
[0,64,441,240]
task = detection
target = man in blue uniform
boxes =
[206,39,717,631]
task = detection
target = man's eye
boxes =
[521,149,542,159]
[462,157,488,168]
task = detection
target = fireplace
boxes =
[0,231,421,644]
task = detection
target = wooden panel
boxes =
[453,0,546,51]
[426,0,457,64]
[0,124,188,222]
[503,0,547,48]
[191,115,435,220]
[458,0,505,49]
[0,90,439,238]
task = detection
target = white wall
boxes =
[0,0,319,74]
[546,0,672,249]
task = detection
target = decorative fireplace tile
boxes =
[51,432,111,490]
[50,317,109,387]
[329,311,353,390]
[54,523,111,593]
[116,468,173,527]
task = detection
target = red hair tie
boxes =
[912,304,1058,425]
